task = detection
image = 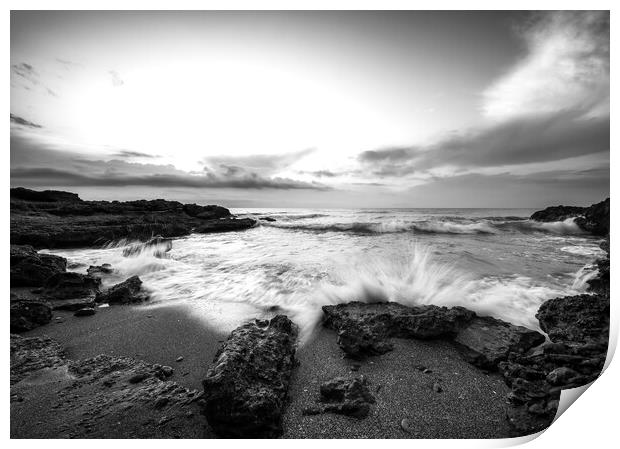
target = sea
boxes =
[43,208,605,341]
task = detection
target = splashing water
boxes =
[43,207,603,342]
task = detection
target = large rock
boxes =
[536,294,609,345]
[43,272,101,299]
[530,205,585,222]
[574,198,610,236]
[202,315,298,438]
[86,263,114,278]
[10,187,255,249]
[322,301,475,358]
[10,245,67,287]
[95,276,148,304]
[10,300,53,332]
[454,316,545,369]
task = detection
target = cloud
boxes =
[10,113,42,129]
[114,150,158,158]
[10,133,328,191]
[109,70,124,87]
[203,148,315,176]
[298,170,339,178]
[11,62,58,96]
[482,11,609,120]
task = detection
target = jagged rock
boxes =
[74,307,96,317]
[318,377,376,419]
[10,334,66,384]
[536,294,609,345]
[202,315,298,438]
[10,300,53,332]
[122,237,172,258]
[10,187,255,249]
[322,301,475,358]
[574,198,609,236]
[43,272,101,299]
[530,205,585,222]
[194,218,256,233]
[10,245,67,287]
[95,276,148,304]
[86,264,114,277]
[453,316,545,369]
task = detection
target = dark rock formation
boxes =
[10,334,65,384]
[303,377,376,419]
[86,264,114,277]
[96,276,148,304]
[11,187,256,249]
[454,316,546,369]
[531,197,609,236]
[530,205,585,222]
[202,315,298,438]
[10,245,67,287]
[43,272,101,299]
[536,294,609,345]
[10,300,53,332]
[323,301,476,359]
[194,218,256,233]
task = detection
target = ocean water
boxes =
[44,208,605,341]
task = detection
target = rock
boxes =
[10,245,67,287]
[48,298,96,311]
[306,377,376,419]
[202,315,298,438]
[433,382,443,393]
[10,300,53,332]
[259,217,276,222]
[453,316,545,370]
[161,366,174,377]
[74,307,96,317]
[536,294,609,345]
[546,367,581,386]
[95,276,148,304]
[10,334,66,384]
[530,205,585,222]
[194,218,256,233]
[43,272,101,299]
[10,187,254,249]
[574,198,609,236]
[322,301,475,358]
[401,418,416,433]
[176,356,184,362]
[86,264,114,277]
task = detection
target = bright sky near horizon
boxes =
[10,11,609,207]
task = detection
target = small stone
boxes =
[433,382,443,393]
[74,308,96,317]
[176,356,184,362]
[161,366,174,377]
[423,368,432,374]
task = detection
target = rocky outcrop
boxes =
[454,316,546,369]
[11,187,256,249]
[530,197,609,236]
[202,315,298,438]
[10,245,67,287]
[96,276,148,304]
[322,302,476,359]
[303,377,376,419]
[86,264,114,277]
[43,272,101,299]
[10,300,53,332]
[10,334,66,384]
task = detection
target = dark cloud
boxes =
[10,113,42,129]
[359,109,609,177]
[204,148,315,176]
[114,150,157,158]
[10,133,328,191]
[298,170,339,178]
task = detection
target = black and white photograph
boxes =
[8,6,613,441]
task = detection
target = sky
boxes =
[10,11,609,208]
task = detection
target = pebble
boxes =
[401,418,416,433]
[433,382,443,393]
[423,368,433,374]
[176,356,184,362]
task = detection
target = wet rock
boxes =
[322,301,475,358]
[74,307,96,317]
[10,300,53,332]
[95,276,148,304]
[536,294,609,345]
[43,272,101,299]
[546,367,581,386]
[86,263,114,277]
[306,377,376,419]
[10,245,67,287]
[574,198,609,236]
[48,297,96,311]
[202,315,298,438]
[194,217,256,233]
[530,205,586,222]
[453,316,545,370]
